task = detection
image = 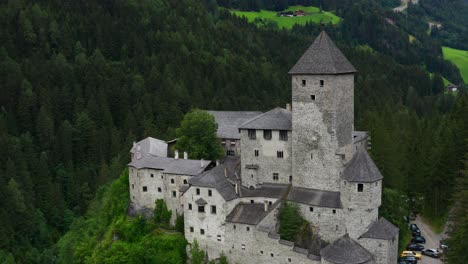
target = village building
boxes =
[128,31,399,264]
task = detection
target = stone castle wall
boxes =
[240,129,292,188]
[297,204,346,243]
[359,235,399,264]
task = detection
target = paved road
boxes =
[412,216,444,264]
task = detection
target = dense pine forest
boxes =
[0,0,466,263]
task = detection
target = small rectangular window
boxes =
[211,205,217,214]
[142,186,147,192]
[309,207,314,212]
[248,129,256,139]
[246,226,250,231]
[241,244,246,250]
[320,80,324,87]
[132,184,134,189]
[250,200,254,204]
[230,141,236,146]
[221,140,226,145]
[196,188,200,195]
[375,182,378,187]
[263,130,272,140]
[311,95,316,100]
[157,187,162,192]
[302,79,306,86]
[183,179,188,184]
[151,174,154,178]
[217,235,222,241]
[332,209,336,214]
[279,130,288,141]
[277,151,284,158]
[172,191,177,197]
[170,178,175,184]
[357,183,364,192]
[268,201,272,206]
[190,227,194,232]
[270,253,274,257]
[200,229,205,235]
[233,225,236,230]
[208,190,212,197]
[161,175,164,179]
[288,258,292,262]
[198,206,205,213]
[188,203,192,210]
[273,173,279,181]
[254,149,259,157]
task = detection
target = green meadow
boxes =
[442,46,468,83]
[230,5,341,29]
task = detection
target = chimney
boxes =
[264,200,268,212]
[174,150,179,160]
[183,152,188,159]
[286,103,291,111]
[200,159,204,168]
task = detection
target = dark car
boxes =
[398,260,409,264]
[406,243,424,251]
[422,249,440,258]
[400,256,418,264]
[412,236,426,244]
[409,224,420,232]
[411,229,421,237]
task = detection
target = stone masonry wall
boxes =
[291,74,354,192]
[359,235,399,264]
[128,167,191,223]
[297,204,346,243]
[240,129,292,188]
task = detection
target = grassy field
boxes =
[230,5,341,29]
[442,46,468,83]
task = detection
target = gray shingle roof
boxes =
[241,183,289,199]
[287,187,342,208]
[130,137,168,157]
[238,107,292,130]
[341,147,384,183]
[195,198,207,205]
[188,165,238,201]
[206,111,262,139]
[288,31,357,75]
[321,234,373,264]
[128,156,210,176]
[226,203,268,225]
[360,217,399,240]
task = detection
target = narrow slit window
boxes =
[157,187,162,192]
[172,191,176,197]
[320,80,324,87]
[357,183,364,192]
[208,189,212,197]
[311,95,316,100]
[211,205,217,214]
[302,79,306,86]
[254,149,259,157]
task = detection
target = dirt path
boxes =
[393,0,419,12]
[412,214,450,264]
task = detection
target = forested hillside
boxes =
[0,0,466,263]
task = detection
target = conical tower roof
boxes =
[288,31,356,75]
[320,234,373,264]
[341,147,383,183]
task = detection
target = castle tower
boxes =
[289,31,356,192]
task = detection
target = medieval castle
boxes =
[128,32,399,264]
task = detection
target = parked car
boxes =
[412,236,426,244]
[406,243,424,251]
[399,256,418,264]
[409,224,420,232]
[411,229,421,237]
[422,249,440,258]
[401,251,422,260]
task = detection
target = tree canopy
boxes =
[175,110,224,160]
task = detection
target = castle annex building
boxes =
[128,32,399,264]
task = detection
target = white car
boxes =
[422,248,440,258]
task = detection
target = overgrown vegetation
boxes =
[56,170,187,263]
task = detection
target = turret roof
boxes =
[288,31,356,75]
[341,147,383,183]
[360,217,399,240]
[320,234,373,264]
